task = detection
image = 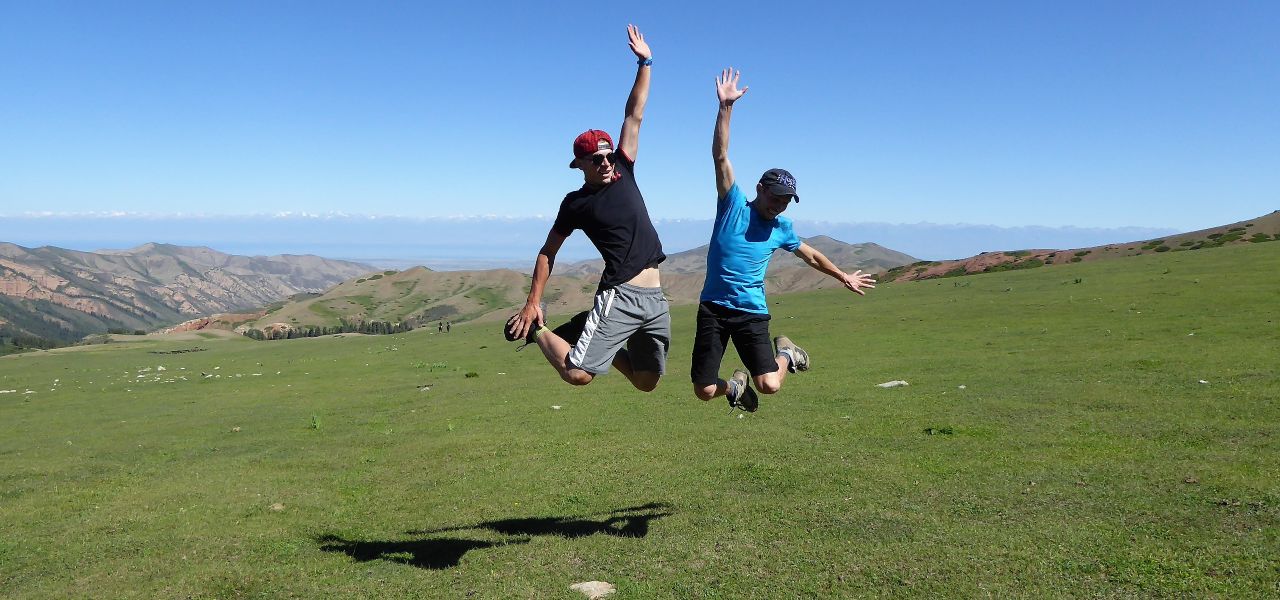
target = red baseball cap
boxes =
[569,129,614,167]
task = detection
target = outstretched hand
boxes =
[627,24,651,61]
[716,68,747,106]
[841,270,877,296]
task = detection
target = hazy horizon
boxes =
[0,213,1198,270]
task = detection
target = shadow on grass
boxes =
[316,535,527,569]
[409,502,674,539]
[318,502,673,570]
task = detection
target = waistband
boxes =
[610,282,666,296]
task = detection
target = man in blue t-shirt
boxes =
[692,68,878,412]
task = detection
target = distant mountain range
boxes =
[5,210,1275,346]
[881,210,1280,282]
[0,243,374,343]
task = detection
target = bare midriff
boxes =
[625,266,661,288]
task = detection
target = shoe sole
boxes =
[774,336,810,372]
[737,385,759,412]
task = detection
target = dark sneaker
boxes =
[504,303,546,350]
[773,336,809,373]
[727,369,758,413]
[503,319,537,344]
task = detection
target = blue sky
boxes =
[2,1,1277,233]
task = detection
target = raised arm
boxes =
[507,228,569,340]
[617,24,652,161]
[793,243,877,296]
[713,68,748,199]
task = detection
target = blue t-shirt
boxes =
[700,183,802,314]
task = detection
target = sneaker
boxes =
[773,336,810,373]
[726,369,758,413]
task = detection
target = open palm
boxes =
[716,68,747,106]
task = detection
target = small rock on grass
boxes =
[876,380,909,388]
[570,581,615,599]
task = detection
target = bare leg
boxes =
[693,379,729,401]
[753,355,790,394]
[611,349,660,392]
[534,328,594,386]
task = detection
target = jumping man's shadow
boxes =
[409,502,673,539]
[316,535,526,570]
[317,502,673,570]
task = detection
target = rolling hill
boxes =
[881,210,1280,282]
[240,236,918,334]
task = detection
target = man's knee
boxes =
[755,375,781,394]
[563,369,594,386]
[632,373,661,393]
[693,383,717,401]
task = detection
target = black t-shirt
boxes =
[553,152,666,291]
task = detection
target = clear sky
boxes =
[2,1,1277,231]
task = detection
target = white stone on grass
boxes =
[876,380,910,388]
[569,581,616,599]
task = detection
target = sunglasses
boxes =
[588,152,618,166]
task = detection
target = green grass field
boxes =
[2,243,1277,598]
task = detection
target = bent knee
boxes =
[634,381,660,393]
[693,384,717,401]
[564,370,594,386]
[755,378,781,394]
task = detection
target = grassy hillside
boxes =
[248,267,611,332]
[884,209,1280,282]
[1,242,1276,598]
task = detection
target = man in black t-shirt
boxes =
[504,24,670,392]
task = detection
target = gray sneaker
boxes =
[727,369,758,413]
[773,336,809,373]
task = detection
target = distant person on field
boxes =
[504,25,669,393]
[692,68,876,412]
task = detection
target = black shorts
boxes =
[690,301,777,385]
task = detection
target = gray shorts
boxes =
[565,283,671,375]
